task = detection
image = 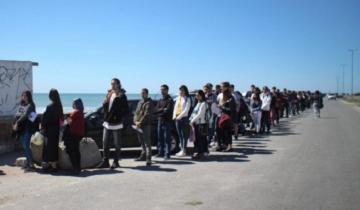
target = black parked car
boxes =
[85,99,184,153]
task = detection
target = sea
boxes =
[33,93,163,113]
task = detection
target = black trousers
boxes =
[261,110,271,132]
[217,121,233,147]
[66,135,81,170]
[194,124,209,154]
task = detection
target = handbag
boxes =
[218,113,231,128]
[199,124,209,136]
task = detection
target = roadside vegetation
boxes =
[343,95,360,107]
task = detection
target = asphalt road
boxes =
[1,100,360,210]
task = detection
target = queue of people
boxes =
[11,78,323,174]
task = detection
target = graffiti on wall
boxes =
[0,61,33,116]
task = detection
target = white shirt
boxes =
[260,93,272,111]
[189,102,207,125]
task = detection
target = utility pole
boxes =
[341,64,346,95]
[349,49,356,97]
[336,76,339,95]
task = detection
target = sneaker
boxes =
[163,156,171,161]
[97,159,110,169]
[111,160,120,169]
[24,165,35,172]
[135,153,146,162]
[224,147,233,152]
[154,153,164,158]
[176,150,186,157]
[192,153,205,160]
[146,155,152,166]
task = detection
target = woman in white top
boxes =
[189,90,209,160]
[173,85,191,157]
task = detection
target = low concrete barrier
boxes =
[0,117,21,154]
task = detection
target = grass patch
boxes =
[343,96,360,107]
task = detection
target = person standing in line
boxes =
[97,78,129,169]
[312,90,323,118]
[217,82,236,152]
[250,89,262,134]
[134,88,153,166]
[154,85,174,160]
[237,92,249,136]
[245,84,256,105]
[260,86,272,134]
[230,84,242,140]
[189,90,209,160]
[173,85,191,157]
[275,89,283,123]
[41,89,64,173]
[282,89,290,118]
[64,98,85,175]
[215,84,221,95]
[203,83,218,147]
[13,90,37,171]
[270,87,279,126]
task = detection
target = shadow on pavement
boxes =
[121,165,177,172]
[319,116,337,120]
[269,132,299,136]
[154,159,195,165]
[35,168,123,177]
[198,154,250,163]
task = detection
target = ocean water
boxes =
[33,93,162,113]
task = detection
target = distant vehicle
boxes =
[327,94,337,100]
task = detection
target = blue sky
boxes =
[1,0,359,94]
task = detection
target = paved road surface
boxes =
[1,100,360,210]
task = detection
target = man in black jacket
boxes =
[154,84,174,160]
[98,78,129,169]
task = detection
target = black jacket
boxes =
[103,92,129,125]
[154,94,174,123]
[220,96,237,122]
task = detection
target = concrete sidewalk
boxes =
[1,100,360,210]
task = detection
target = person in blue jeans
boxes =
[154,85,174,160]
[173,85,191,157]
[13,91,37,171]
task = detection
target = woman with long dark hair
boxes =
[189,90,209,159]
[173,85,191,157]
[217,82,236,152]
[41,89,64,172]
[13,90,37,171]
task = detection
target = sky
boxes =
[1,0,360,94]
